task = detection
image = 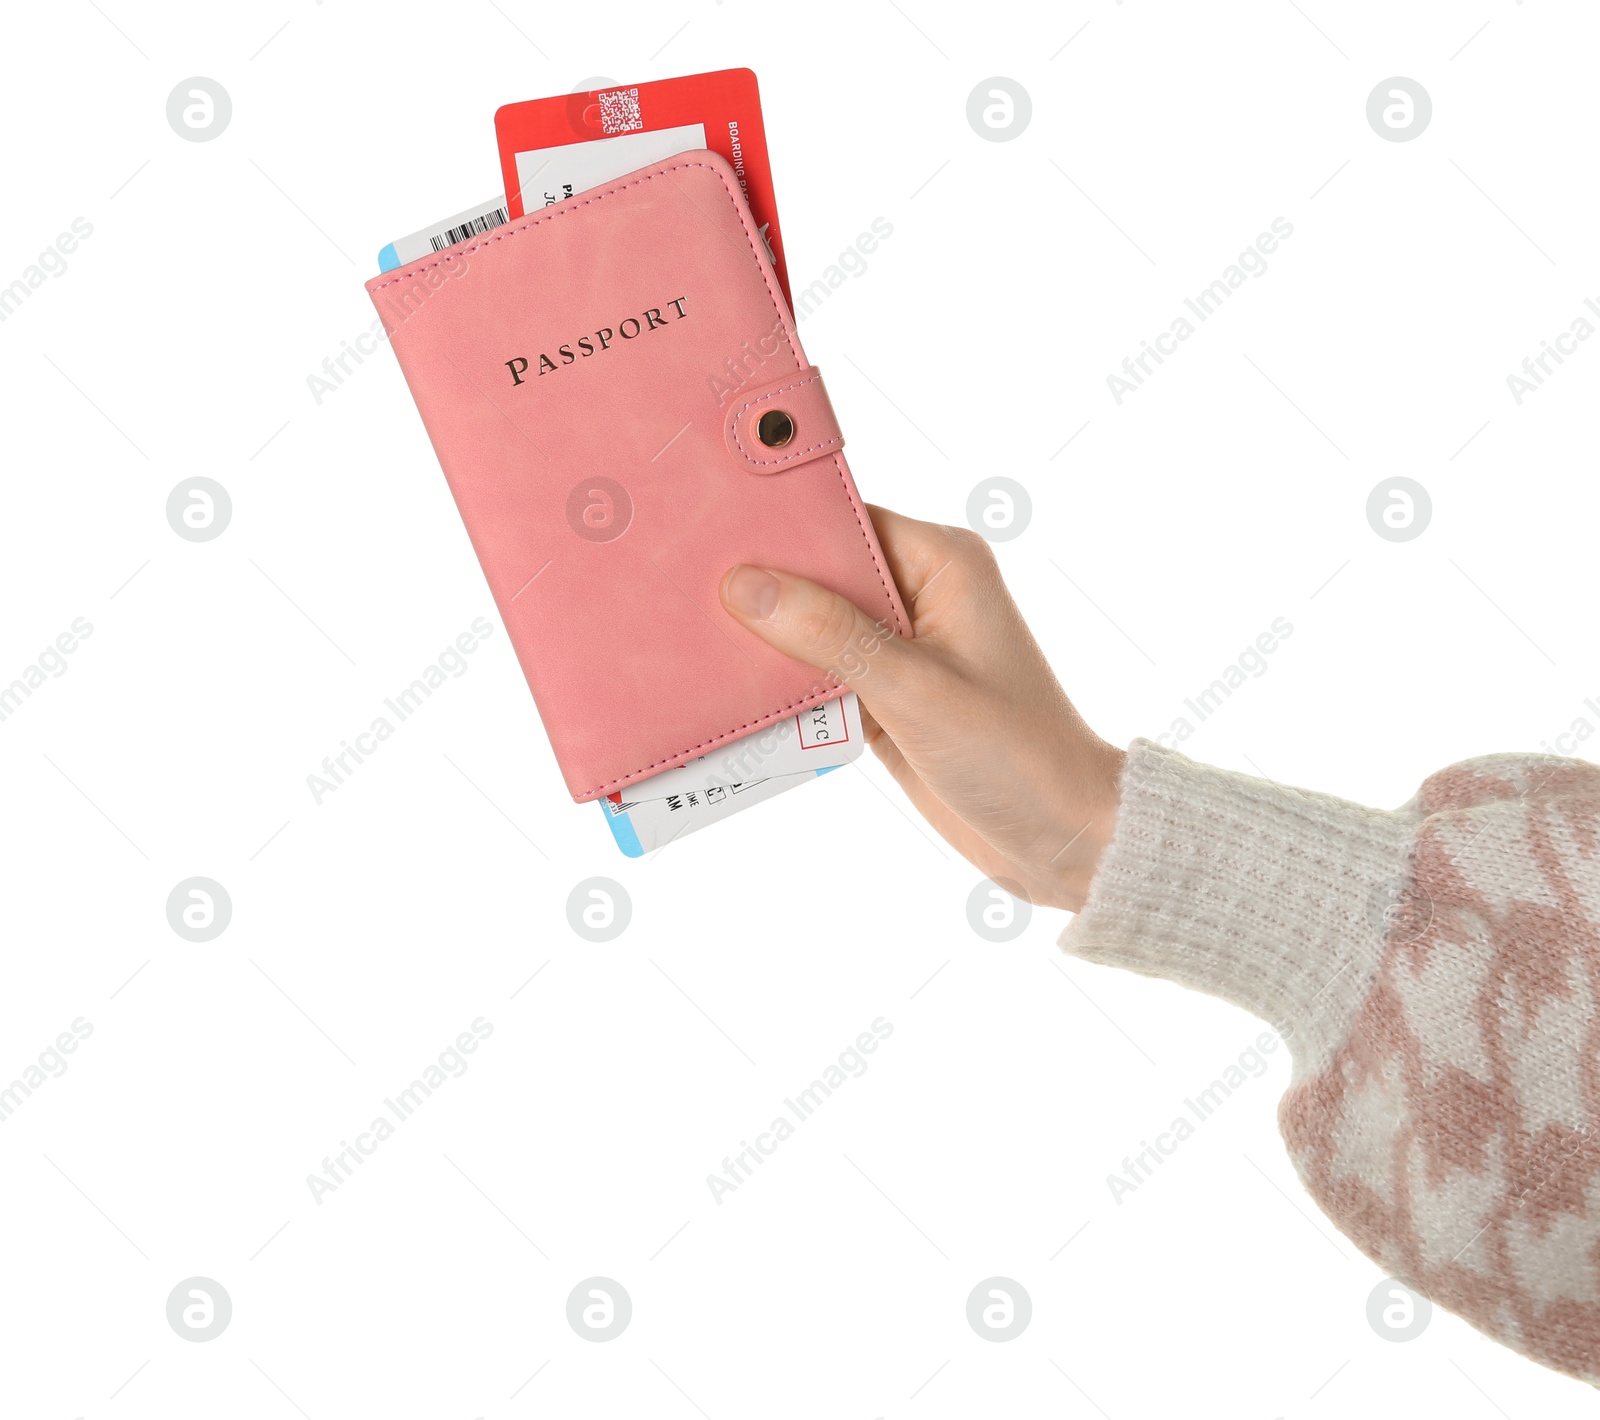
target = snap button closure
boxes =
[723,367,842,473]
[756,409,795,448]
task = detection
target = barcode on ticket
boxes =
[429,206,509,251]
[379,195,512,272]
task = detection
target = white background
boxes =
[3,0,1597,1416]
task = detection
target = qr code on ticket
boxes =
[599,88,643,135]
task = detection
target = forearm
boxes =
[1063,739,1600,1387]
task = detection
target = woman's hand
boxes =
[720,505,1124,911]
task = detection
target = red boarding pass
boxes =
[494,67,790,304]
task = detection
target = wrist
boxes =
[1040,739,1126,912]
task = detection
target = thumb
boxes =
[719,564,913,702]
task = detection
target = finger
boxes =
[863,720,1031,890]
[719,563,920,711]
[858,706,957,842]
[864,504,982,612]
[858,700,885,745]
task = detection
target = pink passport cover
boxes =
[366,151,908,802]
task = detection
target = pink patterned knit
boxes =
[1061,739,1600,1386]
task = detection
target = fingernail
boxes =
[724,565,781,620]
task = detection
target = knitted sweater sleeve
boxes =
[1060,738,1600,1386]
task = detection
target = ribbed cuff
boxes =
[1059,739,1419,1074]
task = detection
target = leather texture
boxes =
[366,150,909,802]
